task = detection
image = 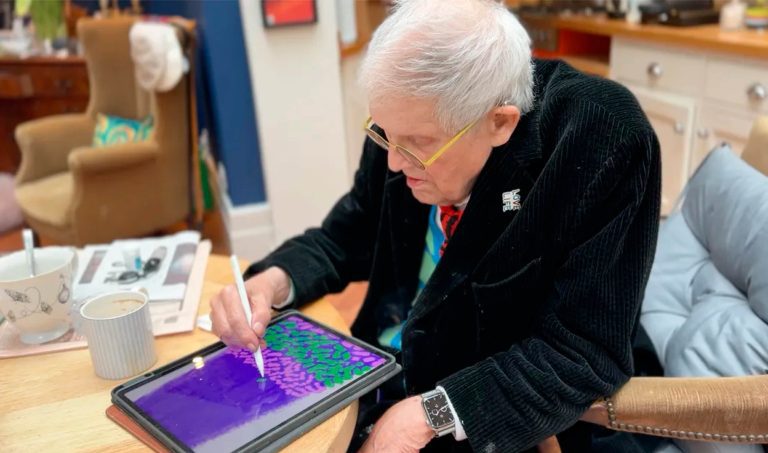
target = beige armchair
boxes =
[14,17,199,246]
[574,116,768,448]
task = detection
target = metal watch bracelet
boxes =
[421,389,456,437]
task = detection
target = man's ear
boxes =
[487,105,521,147]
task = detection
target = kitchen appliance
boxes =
[640,0,720,25]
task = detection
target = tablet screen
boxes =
[121,314,388,452]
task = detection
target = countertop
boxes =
[520,12,768,60]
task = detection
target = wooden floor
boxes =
[0,206,367,327]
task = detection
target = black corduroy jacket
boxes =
[246,60,661,452]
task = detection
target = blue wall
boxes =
[76,0,267,206]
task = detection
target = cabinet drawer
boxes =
[0,72,33,99]
[705,57,768,113]
[0,64,89,98]
[610,38,706,96]
[29,65,89,98]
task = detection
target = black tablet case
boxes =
[109,310,401,452]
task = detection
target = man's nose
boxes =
[387,146,409,173]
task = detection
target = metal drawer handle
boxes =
[747,83,766,101]
[697,128,709,139]
[54,79,74,91]
[647,62,663,78]
[674,122,685,134]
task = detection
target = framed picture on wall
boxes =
[262,0,317,28]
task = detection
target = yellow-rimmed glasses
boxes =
[363,116,477,170]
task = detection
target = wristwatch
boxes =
[420,389,455,437]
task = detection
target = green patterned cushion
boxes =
[92,114,154,147]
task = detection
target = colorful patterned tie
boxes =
[438,205,464,256]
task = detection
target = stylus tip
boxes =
[254,350,264,378]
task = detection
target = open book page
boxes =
[151,240,210,336]
[75,231,202,303]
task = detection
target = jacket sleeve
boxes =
[438,128,661,452]
[244,139,388,306]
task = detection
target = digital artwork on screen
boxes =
[126,316,386,452]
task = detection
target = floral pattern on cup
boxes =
[58,278,70,304]
[4,288,50,319]
[0,247,78,344]
[2,274,69,322]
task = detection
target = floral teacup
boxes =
[0,247,78,344]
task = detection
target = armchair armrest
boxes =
[15,114,94,185]
[580,376,768,443]
[68,141,160,175]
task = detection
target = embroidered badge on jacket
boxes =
[502,189,521,212]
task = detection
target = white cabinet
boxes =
[691,102,755,173]
[610,38,706,97]
[610,37,766,216]
[626,86,696,215]
[704,57,768,115]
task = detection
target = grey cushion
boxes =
[641,145,768,378]
[640,212,708,364]
[683,146,768,323]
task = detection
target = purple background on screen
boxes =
[132,316,386,448]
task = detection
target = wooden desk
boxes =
[0,255,358,452]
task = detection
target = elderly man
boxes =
[210,0,661,451]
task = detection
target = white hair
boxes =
[359,0,534,134]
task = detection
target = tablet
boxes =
[112,310,400,452]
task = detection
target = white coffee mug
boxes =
[79,288,157,380]
[0,247,78,344]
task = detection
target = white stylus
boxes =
[230,255,265,378]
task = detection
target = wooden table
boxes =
[0,255,358,452]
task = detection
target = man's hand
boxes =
[210,266,290,351]
[359,396,434,453]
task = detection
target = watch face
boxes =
[424,394,453,427]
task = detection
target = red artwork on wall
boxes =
[262,0,317,28]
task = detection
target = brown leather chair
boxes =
[14,17,198,246]
[572,116,768,448]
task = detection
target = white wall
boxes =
[239,0,351,246]
[340,52,367,182]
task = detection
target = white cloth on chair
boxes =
[129,22,187,92]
